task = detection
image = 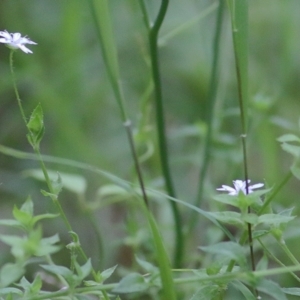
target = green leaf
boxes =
[30,275,42,294]
[252,230,269,239]
[280,143,300,157]
[85,265,117,285]
[52,172,63,196]
[241,213,258,225]
[12,197,35,229]
[32,213,59,226]
[256,255,268,271]
[35,234,61,256]
[277,134,300,143]
[257,214,295,226]
[291,162,300,180]
[230,280,256,300]
[112,273,149,294]
[206,261,222,276]
[0,263,25,288]
[0,219,23,228]
[26,103,45,147]
[25,169,87,195]
[213,194,239,207]
[20,197,34,215]
[100,265,118,282]
[135,256,158,273]
[89,0,120,87]
[74,259,92,280]
[189,285,222,300]
[40,264,73,278]
[0,288,22,296]
[282,287,300,296]
[199,241,246,267]
[16,276,42,296]
[208,211,244,226]
[257,278,287,300]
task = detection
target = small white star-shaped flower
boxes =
[0,30,37,54]
[217,180,264,196]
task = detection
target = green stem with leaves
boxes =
[9,50,107,288]
[140,0,184,268]
[227,1,257,296]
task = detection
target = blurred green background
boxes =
[1,0,300,292]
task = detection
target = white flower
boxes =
[217,180,264,196]
[0,30,37,54]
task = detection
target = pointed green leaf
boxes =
[26,103,45,147]
[208,211,244,226]
[36,234,61,256]
[189,285,222,300]
[12,197,34,229]
[52,172,63,195]
[230,280,256,300]
[100,265,118,282]
[0,263,25,287]
[40,264,73,278]
[282,287,300,296]
[280,143,300,157]
[30,275,42,294]
[25,169,87,195]
[0,219,22,228]
[0,288,22,296]
[241,213,258,225]
[200,241,246,267]
[112,273,148,294]
[32,213,59,225]
[291,163,300,180]
[257,278,287,300]
[277,134,300,143]
[20,197,34,215]
[75,259,92,280]
[135,256,158,273]
[257,214,295,226]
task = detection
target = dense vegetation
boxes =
[1,1,300,299]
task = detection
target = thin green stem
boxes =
[124,120,149,207]
[139,0,151,31]
[258,239,300,283]
[227,2,257,296]
[189,0,224,232]
[147,0,183,268]
[35,149,72,232]
[277,239,300,266]
[9,51,27,125]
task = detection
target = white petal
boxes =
[217,185,236,193]
[12,32,21,41]
[18,44,33,53]
[249,183,264,190]
[0,31,11,39]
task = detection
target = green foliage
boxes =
[1,0,300,299]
